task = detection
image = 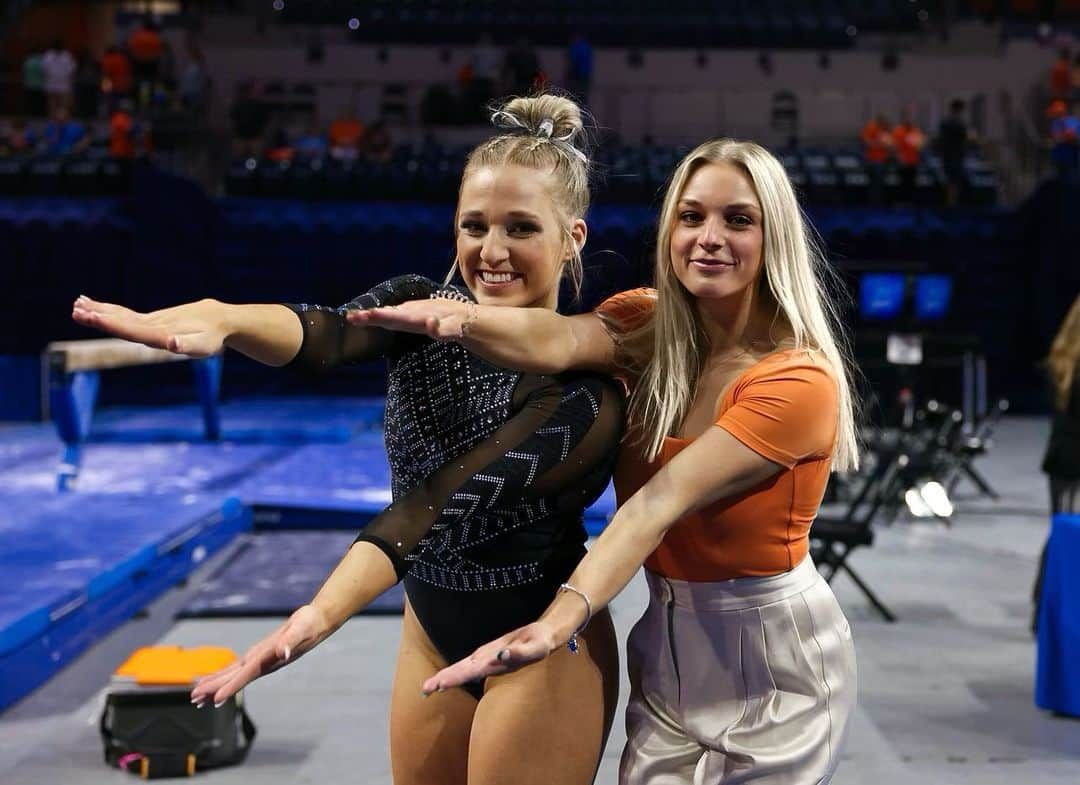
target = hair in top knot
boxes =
[453,92,593,298]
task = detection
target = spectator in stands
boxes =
[230,81,268,159]
[40,106,89,156]
[503,38,541,96]
[1048,99,1079,182]
[892,110,926,203]
[1051,48,1071,101]
[565,33,594,106]
[861,113,893,204]
[1035,293,1080,631]
[294,120,328,159]
[74,52,102,119]
[0,117,35,157]
[101,45,133,113]
[938,98,970,207]
[328,108,365,161]
[127,17,164,109]
[109,100,146,159]
[42,39,77,117]
[22,47,46,117]
[361,119,392,164]
[178,42,210,117]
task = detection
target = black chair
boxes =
[943,397,1009,501]
[811,446,907,622]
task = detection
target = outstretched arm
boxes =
[190,542,397,707]
[72,295,303,366]
[350,300,616,375]
[421,426,784,693]
[72,276,441,369]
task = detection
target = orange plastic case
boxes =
[112,646,238,686]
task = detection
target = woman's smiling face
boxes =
[668,160,765,304]
[456,164,579,309]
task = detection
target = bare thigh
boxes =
[467,609,620,785]
[389,600,478,785]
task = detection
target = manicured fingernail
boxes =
[421,690,429,698]
[283,646,291,661]
[496,649,508,662]
[196,702,206,709]
[214,701,224,708]
[436,686,445,693]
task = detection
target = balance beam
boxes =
[44,339,223,491]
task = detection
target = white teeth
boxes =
[480,271,516,283]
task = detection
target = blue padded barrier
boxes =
[0,494,251,711]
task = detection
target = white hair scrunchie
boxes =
[488,109,588,163]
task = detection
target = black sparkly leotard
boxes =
[287,275,624,698]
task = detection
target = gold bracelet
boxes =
[458,301,479,339]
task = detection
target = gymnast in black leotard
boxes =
[74,94,623,785]
[287,273,623,699]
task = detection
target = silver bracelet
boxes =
[558,583,592,654]
[458,301,479,339]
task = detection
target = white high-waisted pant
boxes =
[620,556,857,785]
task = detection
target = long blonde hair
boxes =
[447,93,591,298]
[1046,294,1080,410]
[615,139,860,472]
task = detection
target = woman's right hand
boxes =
[346,298,471,341]
[190,604,330,708]
[71,295,229,357]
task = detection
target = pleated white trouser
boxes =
[620,556,857,785]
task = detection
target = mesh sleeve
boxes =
[284,274,438,372]
[354,372,626,579]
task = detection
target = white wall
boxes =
[196,37,1053,145]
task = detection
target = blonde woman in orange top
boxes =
[357,138,860,784]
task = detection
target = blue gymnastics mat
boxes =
[238,437,617,536]
[91,396,385,443]
[178,531,405,618]
[0,492,250,711]
[0,440,294,496]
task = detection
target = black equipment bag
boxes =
[100,688,255,779]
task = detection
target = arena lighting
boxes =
[845,25,857,37]
[272,0,284,11]
[917,9,929,22]
[904,481,954,519]
[348,17,360,30]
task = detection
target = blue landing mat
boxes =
[178,531,405,618]
[238,438,617,536]
[0,492,251,711]
[91,396,385,443]
[0,441,294,496]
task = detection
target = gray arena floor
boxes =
[1,417,1078,784]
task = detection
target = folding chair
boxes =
[811,447,906,622]
[943,397,1009,501]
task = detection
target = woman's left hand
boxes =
[421,621,557,695]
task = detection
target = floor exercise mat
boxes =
[0,441,293,496]
[91,396,386,443]
[238,437,617,535]
[178,531,405,618]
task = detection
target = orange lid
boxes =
[113,646,238,685]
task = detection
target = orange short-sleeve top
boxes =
[597,288,838,581]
